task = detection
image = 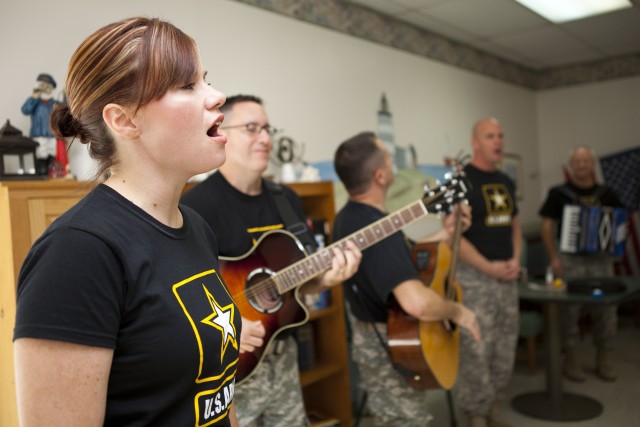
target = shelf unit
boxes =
[1,180,94,427]
[0,179,352,426]
[287,181,352,426]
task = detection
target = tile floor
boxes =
[355,313,640,427]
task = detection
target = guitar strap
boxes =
[558,182,607,206]
[348,281,421,379]
[264,180,317,254]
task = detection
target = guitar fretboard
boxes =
[273,199,431,294]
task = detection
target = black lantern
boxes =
[0,119,42,180]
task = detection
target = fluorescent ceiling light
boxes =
[514,0,633,23]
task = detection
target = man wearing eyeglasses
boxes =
[181,94,361,427]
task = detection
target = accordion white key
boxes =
[559,205,628,256]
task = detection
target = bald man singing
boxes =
[454,118,522,427]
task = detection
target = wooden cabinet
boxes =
[288,181,352,426]
[0,180,94,427]
[0,180,351,426]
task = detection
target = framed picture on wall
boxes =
[499,153,523,200]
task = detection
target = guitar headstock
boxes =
[421,169,470,215]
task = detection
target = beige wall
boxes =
[6,0,636,226]
[536,76,640,204]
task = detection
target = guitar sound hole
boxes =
[246,268,283,314]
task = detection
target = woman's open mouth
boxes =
[207,121,222,137]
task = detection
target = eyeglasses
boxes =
[220,122,278,136]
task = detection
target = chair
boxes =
[517,310,544,373]
[516,238,544,373]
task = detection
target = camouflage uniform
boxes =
[453,264,519,417]
[234,336,308,427]
[348,311,434,427]
[560,254,617,350]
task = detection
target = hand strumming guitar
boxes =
[239,318,265,354]
[451,302,481,342]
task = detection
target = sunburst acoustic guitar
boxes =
[219,173,468,385]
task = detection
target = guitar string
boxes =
[229,181,464,307]
[229,202,429,305]
[229,183,463,306]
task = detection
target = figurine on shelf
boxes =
[48,138,75,179]
[272,135,304,182]
[21,73,61,176]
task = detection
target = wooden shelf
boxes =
[307,304,339,321]
[300,361,344,387]
[1,180,95,427]
[287,180,352,426]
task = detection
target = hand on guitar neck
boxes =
[299,240,362,293]
[442,204,471,243]
[236,241,361,355]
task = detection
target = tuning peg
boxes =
[444,172,452,180]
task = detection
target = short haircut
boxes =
[334,131,384,195]
[221,94,263,115]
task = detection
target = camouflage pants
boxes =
[560,254,617,350]
[234,335,308,427]
[348,311,434,427]
[453,264,519,417]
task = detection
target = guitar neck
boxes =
[273,198,433,295]
[446,206,463,299]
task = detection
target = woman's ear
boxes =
[103,103,139,139]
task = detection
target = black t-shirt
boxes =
[14,185,239,426]
[181,172,309,257]
[332,200,421,322]
[181,173,315,341]
[538,181,624,239]
[463,163,519,261]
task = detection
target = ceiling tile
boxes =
[602,42,640,58]
[561,8,640,54]
[395,9,477,43]
[348,0,408,15]
[466,39,546,68]
[392,0,448,9]
[348,0,640,69]
[418,0,549,38]
[490,25,602,64]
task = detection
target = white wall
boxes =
[536,76,640,207]
[3,0,541,224]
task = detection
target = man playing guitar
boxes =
[332,131,480,427]
[181,95,361,427]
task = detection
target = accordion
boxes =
[559,205,628,256]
